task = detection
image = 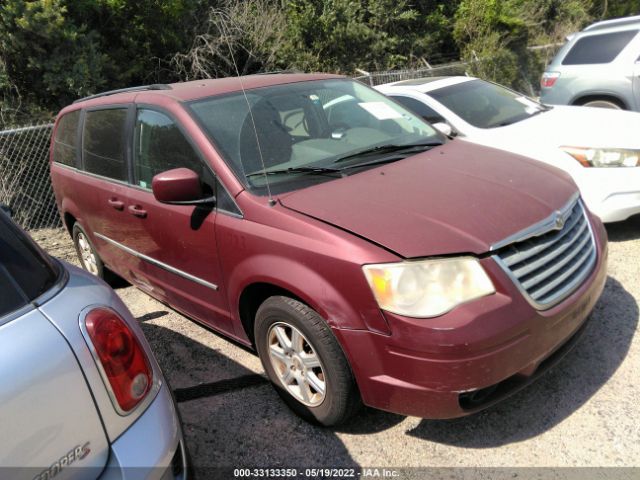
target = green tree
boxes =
[596,0,640,18]
[280,0,460,72]
[0,0,107,122]
[0,0,207,122]
[65,0,207,84]
[454,0,593,93]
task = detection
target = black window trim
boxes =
[133,103,243,218]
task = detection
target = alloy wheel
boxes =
[77,232,99,275]
[267,322,327,407]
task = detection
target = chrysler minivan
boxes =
[50,74,608,426]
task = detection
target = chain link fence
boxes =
[353,61,470,87]
[0,123,60,230]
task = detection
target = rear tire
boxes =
[255,296,362,426]
[72,223,105,279]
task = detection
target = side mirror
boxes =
[432,122,454,137]
[0,204,13,218]
[152,168,215,205]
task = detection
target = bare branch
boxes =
[171,1,288,80]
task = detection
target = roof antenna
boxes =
[220,17,275,206]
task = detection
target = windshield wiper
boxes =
[245,166,343,178]
[338,156,411,171]
[333,142,443,164]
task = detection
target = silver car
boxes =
[0,206,187,479]
[541,15,640,110]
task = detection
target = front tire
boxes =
[255,296,361,426]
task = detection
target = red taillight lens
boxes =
[541,72,560,88]
[84,308,152,413]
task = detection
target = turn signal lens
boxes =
[84,308,152,413]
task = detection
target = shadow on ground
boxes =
[606,215,640,242]
[139,319,361,468]
[105,269,131,290]
[407,276,637,448]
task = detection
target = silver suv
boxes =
[541,15,640,110]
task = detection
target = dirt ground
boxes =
[32,219,640,477]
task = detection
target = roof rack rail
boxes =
[583,15,640,32]
[73,84,172,104]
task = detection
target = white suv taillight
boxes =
[541,72,560,88]
[83,307,153,413]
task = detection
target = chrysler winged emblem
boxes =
[554,210,565,230]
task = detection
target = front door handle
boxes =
[128,205,147,218]
[108,198,124,210]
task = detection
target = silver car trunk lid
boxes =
[0,308,109,479]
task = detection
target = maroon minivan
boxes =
[50,74,608,426]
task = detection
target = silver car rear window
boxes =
[0,213,60,318]
[562,30,638,65]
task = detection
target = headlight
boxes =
[362,257,495,318]
[561,146,640,167]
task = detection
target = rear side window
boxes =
[0,213,60,319]
[562,30,638,65]
[390,96,446,124]
[82,109,128,181]
[53,110,80,166]
[134,109,205,189]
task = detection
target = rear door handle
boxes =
[108,198,124,210]
[128,205,147,218]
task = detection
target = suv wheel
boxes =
[255,296,362,426]
[581,99,622,109]
[73,224,105,278]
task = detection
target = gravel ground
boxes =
[32,217,640,475]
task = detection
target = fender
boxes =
[59,195,85,235]
[227,253,391,336]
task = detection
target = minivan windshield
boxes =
[428,79,548,129]
[190,79,442,195]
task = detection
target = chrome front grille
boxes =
[493,197,596,309]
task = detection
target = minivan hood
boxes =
[280,141,577,257]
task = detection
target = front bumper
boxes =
[99,383,187,480]
[336,218,608,419]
